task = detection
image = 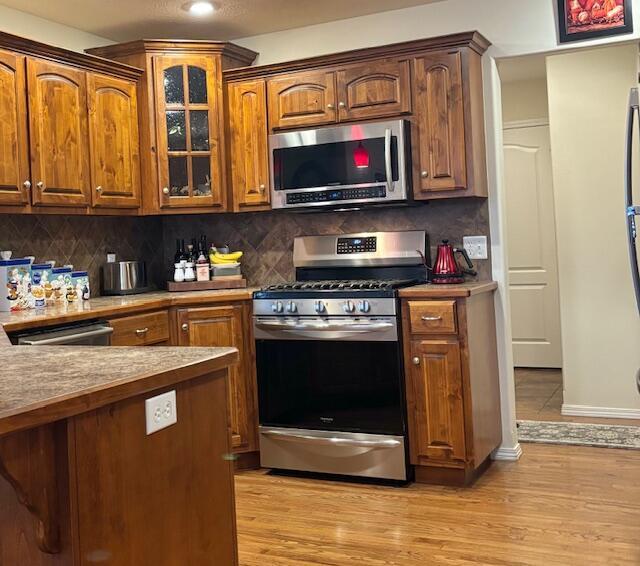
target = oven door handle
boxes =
[384,127,394,193]
[261,428,402,448]
[255,320,394,332]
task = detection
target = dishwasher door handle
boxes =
[19,326,114,345]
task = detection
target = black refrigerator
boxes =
[625,87,640,393]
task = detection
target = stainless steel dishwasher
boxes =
[14,320,114,346]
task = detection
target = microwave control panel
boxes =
[337,236,377,254]
[286,186,386,206]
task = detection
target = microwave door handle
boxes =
[384,128,394,193]
[626,88,640,316]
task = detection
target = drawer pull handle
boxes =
[421,315,442,322]
[135,327,149,335]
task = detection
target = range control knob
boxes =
[314,300,327,314]
[286,301,298,314]
[358,300,371,313]
[343,300,356,314]
[272,301,284,314]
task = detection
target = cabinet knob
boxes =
[327,103,335,110]
[96,185,103,193]
[181,323,189,331]
[420,171,429,179]
[338,101,346,109]
[23,180,31,190]
[163,187,170,195]
[259,184,266,191]
[37,181,45,189]
[412,357,420,366]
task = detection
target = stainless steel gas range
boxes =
[252,230,429,481]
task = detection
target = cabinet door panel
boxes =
[267,70,336,130]
[27,58,90,207]
[228,79,269,209]
[0,50,29,206]
[154,56,223,209]
[414,51,467,194]
[88,74,141,208]
[177,305,257,452]
[407,339,466,463]
[336,59,411,122]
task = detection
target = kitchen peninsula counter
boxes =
[0,345,240,565]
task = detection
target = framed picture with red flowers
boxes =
[557,0,633,43]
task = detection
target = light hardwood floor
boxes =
[235,443,640,565]
[515,368,640,426]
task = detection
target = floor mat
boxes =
[517,420,640,449]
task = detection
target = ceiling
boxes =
[498,54,547,83]
[0,0,445,43]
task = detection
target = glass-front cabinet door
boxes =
[154,56,223,208]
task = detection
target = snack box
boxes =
[71,271,91,300]
[50,267,73,302]
[1,258,31,312]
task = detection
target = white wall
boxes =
[501,79,549,123]
[235,0,640,64]
[547,45,640,412]
[0,4,111,52]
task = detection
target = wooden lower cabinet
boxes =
[402,290,502,486]
[175,303,259,456]
[408,339,466,463]
[108,310,170,346]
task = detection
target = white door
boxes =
[504,123,563,368]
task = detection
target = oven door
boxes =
[269,119,410,209]
[254,316,406,436]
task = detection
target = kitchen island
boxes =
[0,345,239,565]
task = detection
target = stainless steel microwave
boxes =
[269,119,411,210]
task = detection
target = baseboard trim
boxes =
[492,443,522,461]
[561,404,640,420]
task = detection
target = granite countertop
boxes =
[0,346,238,436]
[0,288,257,335]
[398,281,498,298]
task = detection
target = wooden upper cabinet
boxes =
[336,59,411,122]
[413,51,467,194]
[407,339,466,464]
[177,304,258,452]
[0,50,29,206]
[26,58,91,207]
[154,55,223,209]
[227,79,270,209]
[87,74,141,208]
[267,70,337,130]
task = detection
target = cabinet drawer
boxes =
[408,300,457,334]
[109,310,170,346]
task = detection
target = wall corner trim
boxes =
[492,442,522,461]
[561,404,640,420]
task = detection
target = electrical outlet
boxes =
[145,390,177,435]
[463,236,488,260]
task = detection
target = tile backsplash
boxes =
[0,215,164,296]
[163,199,491,286]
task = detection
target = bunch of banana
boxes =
[209,250,243,265]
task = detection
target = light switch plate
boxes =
[145,390,177,435]
[463,236,488,260]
